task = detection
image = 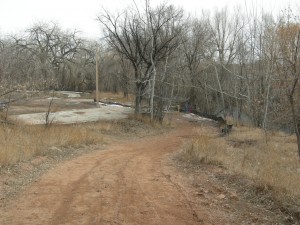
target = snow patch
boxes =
[47,97,60,100]
[58,91,82,98]
[14,105,133,125]
[183,113,213,122]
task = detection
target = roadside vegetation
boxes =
[179,122,300,221]
[0,113,165,168]
[0,122,102,167]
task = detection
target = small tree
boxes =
[44,92,56,128]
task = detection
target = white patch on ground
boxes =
[67,98,93,103]
[109,104,124,107]
[57,91,82,98]
[14,105,133,125]
[47,97,60,100]
[182,113,213,122]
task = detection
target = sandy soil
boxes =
[0,115,289,225]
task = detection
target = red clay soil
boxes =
[0,117,287,225]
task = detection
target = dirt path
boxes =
[0,116,284,225]
[0,117,213,225]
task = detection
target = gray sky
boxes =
[0,0,299,39]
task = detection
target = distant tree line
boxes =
[0,1,299,155]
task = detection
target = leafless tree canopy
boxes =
[98,3,184,118]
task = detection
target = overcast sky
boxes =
[0,0,299,39]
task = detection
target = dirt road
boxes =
[0,116,284,225]
[0,117,217,225]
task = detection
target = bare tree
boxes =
[14,22,91,90]
[98,1,184,120]
[146,3,184,121]
[209,7,244,116]
[276,13,300,158]
[181,14,214,112]
[98,8,152,113]
[44,92,56,128]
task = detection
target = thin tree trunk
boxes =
[262,82,271,129]
[150,64,156,121]
[135,85,142,114]
[134,68,142,114]
[214,65,225,112]
[204,73,210,113]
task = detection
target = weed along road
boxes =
[0,117,217,225]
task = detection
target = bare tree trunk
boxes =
[134,66,141,114]
[262,81,271,129]
[214,65,225,112]
[150,66,156,121]
[149,37,156,121]
[204,73,211,113]
[95,49,99,103]
[135,84,142,114]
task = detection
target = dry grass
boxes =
[0,112,166,167]
[0,122,107,167]
[180,124,300,204]
[0,90,161,167]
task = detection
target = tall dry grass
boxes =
[0,122,108,167]
[180,124,300,202]
[0,114,165,167]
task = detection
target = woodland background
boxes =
[0,3,299,150]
